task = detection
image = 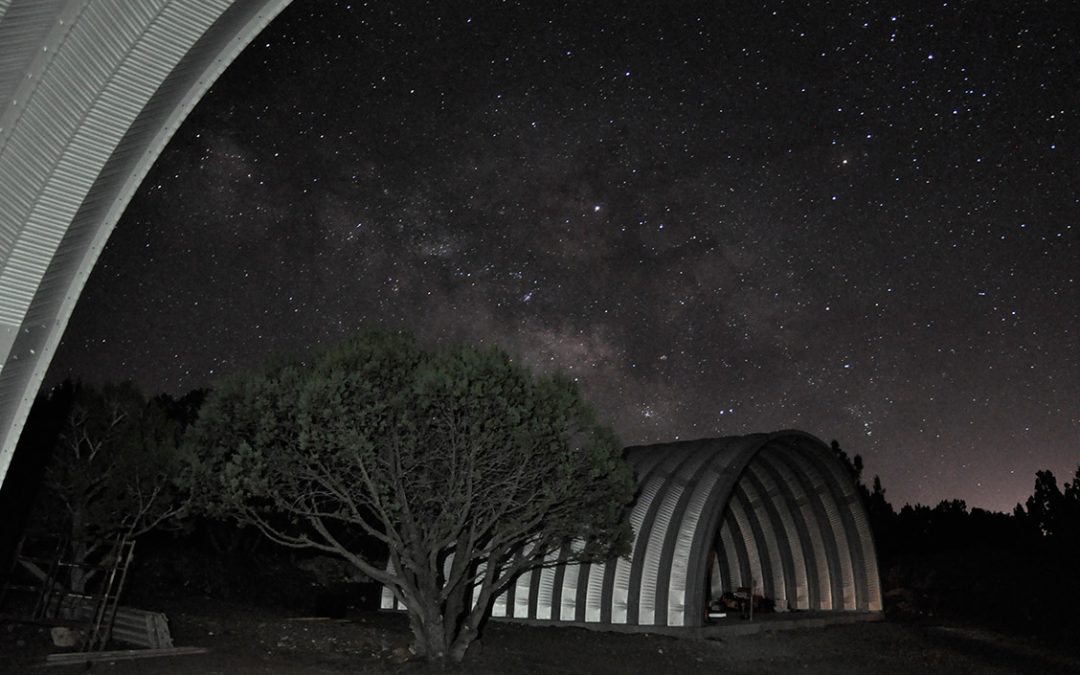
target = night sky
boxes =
[46,1,1078,513]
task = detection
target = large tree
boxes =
[28,380,190,592]
[184,332,634,663]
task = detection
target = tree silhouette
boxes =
[27,380,189,592]
[1022,470,1066,537]
[185,332,635,664]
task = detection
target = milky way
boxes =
[47,1,1079,512]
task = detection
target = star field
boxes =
[48,1,1079,512]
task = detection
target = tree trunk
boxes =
[407,605,451,663]
[448,620,479,662]
[404,585,483,664]
[447,575,499,663]
[444,579,481,663]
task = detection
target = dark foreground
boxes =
[3,598,1079,674]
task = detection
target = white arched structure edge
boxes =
[0,0,294,488]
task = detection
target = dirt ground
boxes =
[3,598,1080,674]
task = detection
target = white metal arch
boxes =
[0,0,293,488]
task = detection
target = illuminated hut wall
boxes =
[382,430,882,629]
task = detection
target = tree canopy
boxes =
[24,380,191,591]
[184,332,635,662]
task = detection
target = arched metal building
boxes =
[384,430,882,630]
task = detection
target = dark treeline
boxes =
[833,440,1080,640]
[0,378,381,614]
[2,379,1078,641]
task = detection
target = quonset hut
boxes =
[383,430,882,632]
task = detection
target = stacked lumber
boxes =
[58,599,174,649]
[109,606,174,649]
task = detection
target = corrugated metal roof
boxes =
[0,0,294,487]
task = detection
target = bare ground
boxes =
[3,598,1079,674]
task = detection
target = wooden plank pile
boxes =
[58,599,174,649]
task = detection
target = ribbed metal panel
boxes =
[727,493,765,598]
[796,437,880,611]
[0,0,294,487]
[583,552,605,622]
[851,500,883,610]
[780,448,841,610]
[738,472,790,609]
[718,514,743,588]
[558,542,583,620]
[753,453,818,609]
[678,435,758,624]
[534,551,558,620]
[746,464,805,608]
[635,451,697,625]
[653,445,722,626]
[511,544,535,619]
[663,456,724,625]
[609,446,671,624]
[0,0,71,133]
[785,448,856,609]
[771,449,835,609]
